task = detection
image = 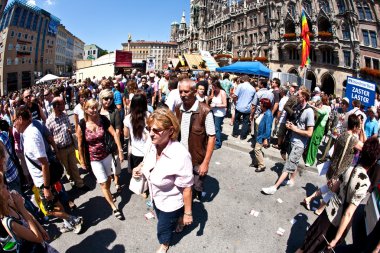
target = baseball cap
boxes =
[314,87,321,92]
[342,97,349,104]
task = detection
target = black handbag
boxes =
[101,116,117,154]
[25,154,64,185]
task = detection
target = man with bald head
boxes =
[175,79,216,200]
[46,97,88,191]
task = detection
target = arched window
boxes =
[337,0,346,13]
[342,23,350,40]
[319,0,330,13]
[357,2,373,20]
[288,2,296,16]
[303,0,312,15]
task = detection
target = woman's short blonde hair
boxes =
[83,98,100,121]
[99,89,114,101]
[147,107,180,141]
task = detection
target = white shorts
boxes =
[91,154,113,184]
[111,154,122,176]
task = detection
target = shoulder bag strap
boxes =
[336,134,353,170]
[25,154,42,171]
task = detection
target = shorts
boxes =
[277,123,287,138]
[111,154,122,176]
[284,143,304,173]
[38,186,59,212]
[91,154,113,184]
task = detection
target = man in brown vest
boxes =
[175,79,216,200]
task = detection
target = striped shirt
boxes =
[180,100,215,150]
[0,131,18,183]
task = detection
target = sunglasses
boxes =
[146,127,166,135]
[103,97,113,101]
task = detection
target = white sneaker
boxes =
[262,186,277,195]
[71,216,83,234]
[286,180,295,187]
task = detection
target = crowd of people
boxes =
[0,68,379,253]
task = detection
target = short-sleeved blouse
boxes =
[326,165,370,227]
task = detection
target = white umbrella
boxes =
[36,74,59,84]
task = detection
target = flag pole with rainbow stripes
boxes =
[301,9,311,85]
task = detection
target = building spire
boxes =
[181,10,186,24]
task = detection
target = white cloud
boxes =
[45,0,55,5]
[26,0,36,5]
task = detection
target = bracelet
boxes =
[184,212,192,216]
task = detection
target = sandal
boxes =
[255,167,266,173]
[301,199,311,210]
[115,184,122,193]
[113,209,124,220]
[156,244,169,253]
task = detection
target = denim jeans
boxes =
[232,109,251,139]
[214,115,224,148]
[154,204,184,245]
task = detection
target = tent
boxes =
[216,61,272,77]
[36,74,59,84]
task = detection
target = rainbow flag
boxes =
[301,10,311,67]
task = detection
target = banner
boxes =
[345,76,376,109]
[115,50,132,67]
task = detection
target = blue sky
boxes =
[22,0,190,51]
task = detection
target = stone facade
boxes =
[121,40,178,71]
[172,0,380,95]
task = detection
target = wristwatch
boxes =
[43,185,50,189]
[184,212,192,216]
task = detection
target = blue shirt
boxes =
[113,89,123,106]
[365,117,379,138]
[0,131,18,183]
[256,110,274,144]
[235,82,257,114]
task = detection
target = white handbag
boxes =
[129,141,151,195]
[129,165,148,195]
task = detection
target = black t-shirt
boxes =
[65,85,72,97]
[29,102,41,121]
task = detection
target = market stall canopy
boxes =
[200,50,219,71]
[36,74,59,84]
[176,54,209,71]
[216,61,272,77]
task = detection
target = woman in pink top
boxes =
[133,108,194,253]
[76,99,124,220]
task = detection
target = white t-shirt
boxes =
[23,124,47,187]
[123,114,151,157]
[73,103,84,122]
[165,89,182,112]
[278,96,289,124]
